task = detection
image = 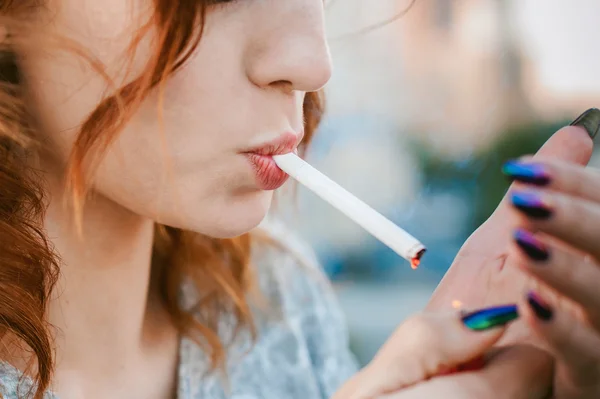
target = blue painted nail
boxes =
[502,161,551,186]
[461,305,519,331]
[511,190,553,219]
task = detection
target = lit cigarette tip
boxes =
[410,248,426,270]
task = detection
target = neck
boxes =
[36,171,177,381]
[46,191,155,365]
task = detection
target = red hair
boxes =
[0,1,324,397]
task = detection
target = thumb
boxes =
[529,107,598,164]
[332,305,519,399]
[533,113,595,165]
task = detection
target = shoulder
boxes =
[250,219,359,396]
[251,218,340,319]
[0,362,55,399]
[0,363,21,398]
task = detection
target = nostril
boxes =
[269,80,293,92]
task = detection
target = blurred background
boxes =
[275,0,600,366]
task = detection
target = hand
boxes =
[427,110,596,348]
[426,108,600,398]
[380,345,552,399]
[332,305,552,399]
[502,139,600,397]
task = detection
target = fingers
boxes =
[503,158,600,205]
[501,109,597,209]
[491,110,595,221]
[381,345,553,399]
[477,345,554,399]
[510,229,600,327]
[498,112,600,257]
[508,188,600,261]
[332,308,518,399]
[523,290,600,393]
[532,124,593,165]
[501,112,600,397]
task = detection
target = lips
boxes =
[242,132,302,190]
[244,153,290,190]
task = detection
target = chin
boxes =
[183,189,275,239]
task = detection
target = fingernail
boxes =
[510,190,553,219]
[514,229,550,262]
[461,304,519,331]
[527,291,553,321]
[502,160,551,186]
[570,108,600,139]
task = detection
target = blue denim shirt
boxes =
[0,222,359,398]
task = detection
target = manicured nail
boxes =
[514,229,550,262]
[527,291,553,321]
[510,190,553,219]
[502,160,551,186]
[461,304,519,331]
[570,108,600,139]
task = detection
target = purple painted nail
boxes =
[527,291,553,321]
[514,229,550,262]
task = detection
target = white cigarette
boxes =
[273,153,426,268]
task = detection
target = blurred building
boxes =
[396,0,530,156]
[515,0,600,116]
[396,0,600,156]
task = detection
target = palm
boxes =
[427,208,537,344]
[426,126,594,346]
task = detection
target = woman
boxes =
[0,0,585,398]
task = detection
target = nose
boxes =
[244,2,333,93]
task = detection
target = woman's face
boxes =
[19,0,332,237]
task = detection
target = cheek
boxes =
[89,124,238,222]
[20,0,153,162]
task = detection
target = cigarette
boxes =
[273,153,426,268]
